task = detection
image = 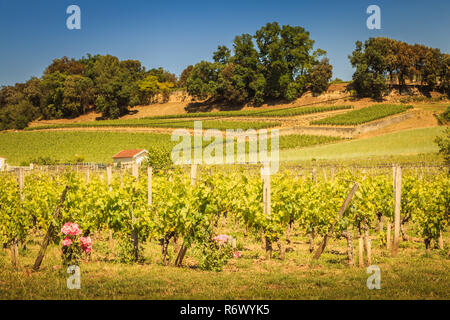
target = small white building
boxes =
[0,157,6,171]
[112,149,148,167]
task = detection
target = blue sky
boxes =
[0,0,449,86]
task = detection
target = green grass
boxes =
[26,119,280,131]
[131,105,353,119]
[281,127,446,161]
[0,225,448,299]
[311,104,413,126]
[0,131,339,165]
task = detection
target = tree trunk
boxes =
[307,231,315,253]
[265,237,272,260]
[161,235,171,266]
[400,221,409,241]
[341,231,354,266]
[261,233,266,250]
[10,240,19,269]
[424,237,432,254]
[173,235,180,256]
[277,239,285,260]
[286,220,293,245]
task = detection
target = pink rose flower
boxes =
[212,234,231,245]
[61,222,82,236]
[233,251,242,258]
[79,236,92,254]
[62,237,73,247]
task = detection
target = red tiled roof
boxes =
[112,149,147,159]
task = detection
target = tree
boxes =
[213,46,231,65]
[62,75,95,117]
[186,61,220,100]
[178,65,193,88]
[435,128,450,165]
[139,75,175,104]
[44,56,85,75]
[308,58,333,95]
[92,55,133,118]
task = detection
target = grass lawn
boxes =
[0,131,339,165]
[281,127,446,161]
[1,226,448,300]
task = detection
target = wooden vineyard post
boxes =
[132,162,139,181]
[387,165,396,250]
[322,168,327,182]
[120,168,124,188]
[358,226,364,267]
[313,183,359,260]
[392,165,402,256]
[190,164,197,186]
[11,168,25,268]
[331,167,335,182]
[106,165,112,191]
[261,163,273,259]
[262,163,271,216]
[363,220,372,265]
[341,231,354,266]
[86,168,90,183]
[33,186,69,271]
[106,165,114,259]
[312,167,317,183]
[148,167,153,206]
[438,231,444,250]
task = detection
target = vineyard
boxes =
[1,164,448,274]
[311,104,413,125]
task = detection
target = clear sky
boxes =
[0,0,449,86]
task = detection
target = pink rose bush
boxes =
[199,234,240,271]
[79,236,92,254]
[61,222,82,236]
[212,234,231,246]
[60,222,92,266]
[62,237,73,247]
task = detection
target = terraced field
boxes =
[311,104,413,126]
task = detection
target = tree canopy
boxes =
[0,55,178,129]
[349,37,449,99]
[186,22,333,105]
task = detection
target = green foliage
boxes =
[0,54,179,130]
[311,104,413,125]
[186,22,331,105]
[349,37,449,98]
[308,58,333,95]
[435,127,450,164]
[198,240,234,272]
[130,105,352,119]
[27,119,280,131]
